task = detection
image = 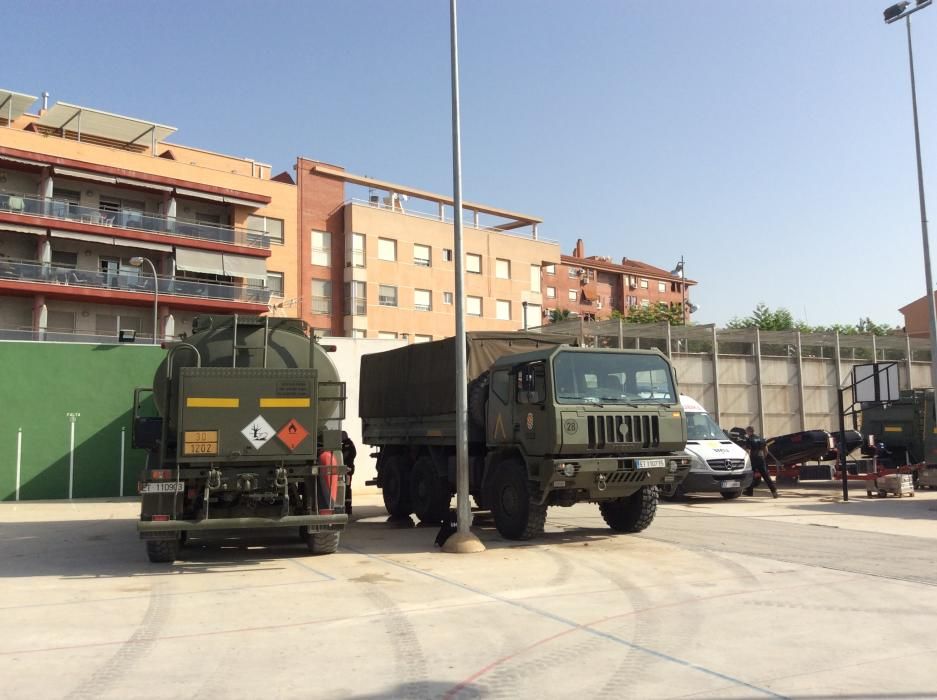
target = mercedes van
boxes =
[661,395,752,499]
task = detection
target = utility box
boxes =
[867,473,914,498]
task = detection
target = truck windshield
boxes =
[552,351,676,405]
[687,412,727,440]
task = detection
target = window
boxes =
[311,279,332,314]
[378,238,397,262]
[568,289,579,301]
[442,248,453,262]
[640,278,649,289]
[568,267,580,278]
[378,284,398,307]
[524,303,542,329]
[495,258,510,279]
[345,280,366,315]
[546,286,556,299]
[641,299,650,308]
[466,253,481,274]
[46,310,76,333]
[246,215,284,245]
[443,292,453,305]
[350,233,366,268]
[466,296,482,316]
[496,300,511,321]
[378,331,398,340]
[266,271,284,296]
[351,329,366,339]
[51,250,78,267]
[414,334,433,343]
[413,244,431,267]
[658,281,666,293]
[530,264,541,293]
[627,295,638,307]
[312,231,331,266]
[196,212,222,227]
[544,264,556,276]
[414,289,432,312]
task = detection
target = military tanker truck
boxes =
[861,388,937,487]
[132,315,347,562]
[360,332,689,540]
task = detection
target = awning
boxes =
[35,102,176,147]
[175,247,225,276]
[0,89,37,123]
[0,222,46,236]
[54,166,117,184]
[175,187,224,203]
[50,229,171,252]
[222,195,262,209]
[222,253,266,280]
[115,176,172,192]
[0,153,45,168]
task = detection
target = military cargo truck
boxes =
[861,388,937,487]
[133,315,348,562]
[360,332,689,540]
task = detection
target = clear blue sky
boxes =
[8,0,936,327]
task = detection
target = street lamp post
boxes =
[130,256,159,345]
[884,0,937,394]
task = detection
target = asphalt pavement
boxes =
[1,483,936,699]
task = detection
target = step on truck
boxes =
[360,332,689,540]
[133,315,348,563]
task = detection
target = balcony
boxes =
[0,257,271,304]
[0,190,271,249]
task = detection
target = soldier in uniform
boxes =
[743,426,778,498]
[341,431,357,515]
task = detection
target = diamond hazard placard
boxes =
[241,415,275,450]
[277,418,309,451]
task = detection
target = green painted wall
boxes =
[0,342,164,500]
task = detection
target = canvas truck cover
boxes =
[360,331,576,419]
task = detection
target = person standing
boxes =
[341,431,357,516]
[743,426,778,498]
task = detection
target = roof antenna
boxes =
[42,92,49,111]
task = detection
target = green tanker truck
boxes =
[360,332,689,540]
[132,315,347,562]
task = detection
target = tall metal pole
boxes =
[146,258,159,345]
[903,14,937,394]
[682,256,687,325]
[443,0,484,553]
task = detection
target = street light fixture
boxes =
[670,255,693,325]
[883,0,937,395]
[129,256,159,345]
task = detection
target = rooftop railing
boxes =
[0,257,271,304]
[0,190,271,249]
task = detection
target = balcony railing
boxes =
[0,326,158,344]
[0,190,271,249]
[0,257,271,304]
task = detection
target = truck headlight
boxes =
[556,463,577,477]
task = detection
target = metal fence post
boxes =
[712,326,721,425]
[797,331,807,431]
[755,329,766,434]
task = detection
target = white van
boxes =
[662,395,752,500]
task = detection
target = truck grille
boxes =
[707,458,746,471]
[587,414,660,449]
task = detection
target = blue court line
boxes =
[342,544,787,699]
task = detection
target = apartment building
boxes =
[543,239,695,321]
[0,89,295,342]
[295,158,558,340]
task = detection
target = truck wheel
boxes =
[721,491,741,500]
[468,371,490,430]
[146,539,179,563]
[409,456,451,524]
[381,455,412,517]
[307,530,340,555]
[491,462,546,540]
[600,485,658,533]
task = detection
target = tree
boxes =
[728,304,897,335]
[549,308,572,324]
[612,304,684,326]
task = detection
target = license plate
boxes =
[722,480,741,489]
[637,458,665,469]
[141,482,184,494]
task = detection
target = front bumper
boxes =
[138,513,347,539]
[540,456,668,500]
[682,470,754,494]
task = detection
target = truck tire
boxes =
[381,455,412,517]
[307,530,340,555]
[599,485,658,533]
[409,456,451,524]
[146,539,179,563]
[491,462,546,540]
[468,371,490,430]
